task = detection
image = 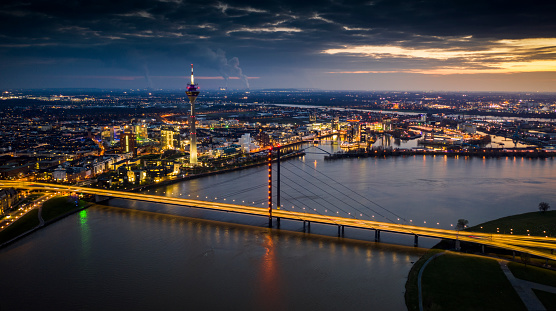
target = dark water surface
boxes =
[1,143,555,310]
[0,206,422,310]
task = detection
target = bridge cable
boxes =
[279,163,380,219]
[289,158,409,224]
[219,184,266,199]
[278,169,399,233]
[180,168,264,194]
[277,166,363,222]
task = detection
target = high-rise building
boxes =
[120,129,137,156]
[186,64,200,165]
[161,126,178,150]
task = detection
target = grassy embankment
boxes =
[423,253,525,310]
[466,210,556,237]
[404,249,444,311]
[41,196,87,222]
[405,250,525,311]
[0,195,87,245]
[508,262,556,310]
[406,211,556,311]
[0,209,40,244]
[466,210,556,266]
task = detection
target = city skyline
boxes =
[1,0,556,91]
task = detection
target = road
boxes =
[2,180,556,260]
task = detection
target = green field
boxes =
[406,210,556,310]
[420,253,525,311]
[533,289,556,310]
[508,262,556,287]
[405,249,444,311]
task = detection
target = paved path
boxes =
[418,252,445,311]
[37,204,44,226]
[417,251,556,311]
[499,261,554,311]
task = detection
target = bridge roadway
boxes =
[2,181,556,261]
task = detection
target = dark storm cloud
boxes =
[1,0,556,89]
[5,0,553,50]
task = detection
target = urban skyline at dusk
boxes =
[1,0,556,91]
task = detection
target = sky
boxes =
[1,0,556,92]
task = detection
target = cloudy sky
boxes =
[1,0,556,91]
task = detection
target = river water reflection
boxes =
[0,206,423,310]
[149,141,556,232]
[1,142,555,310]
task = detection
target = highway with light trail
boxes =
[2,181,555,260]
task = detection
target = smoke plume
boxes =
[143,63,153,89]
[206,48,249,89]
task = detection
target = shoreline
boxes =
[325,147,556,160]
[0,203,92,249]
[130,150,305,192]
[405,211,556,310]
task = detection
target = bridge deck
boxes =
[3,181,556,260]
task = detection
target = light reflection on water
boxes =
[1,146,555,310]
[0,206,425,310]
[145,144,556,233]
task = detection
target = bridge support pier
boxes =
[342,225,345,236]
[481,244,485,254]
[94,194,111,203]
[277,217,280,229]
[375,230,380,242]
[414,235,418,247]
[337,225,341,237]
[302,221,311,233]
[455,239,461,251]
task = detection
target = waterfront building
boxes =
[239,133,259,152]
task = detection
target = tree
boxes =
[456,219,469,230]
[539,202,550,213]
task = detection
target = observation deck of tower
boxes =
[186,64,199,165]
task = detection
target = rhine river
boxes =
[1,141,556,310]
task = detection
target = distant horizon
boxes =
[3,87,556,95]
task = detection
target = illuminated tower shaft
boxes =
[186,64,200,165]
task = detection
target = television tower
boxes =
[186,64,200,165]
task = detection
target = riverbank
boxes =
[130,150,305,192]
[325,147,556,160]
[407,251,527,311]
[405,211,556,311]
[0,196,90,248]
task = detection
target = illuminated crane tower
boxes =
[186,64,200,165]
